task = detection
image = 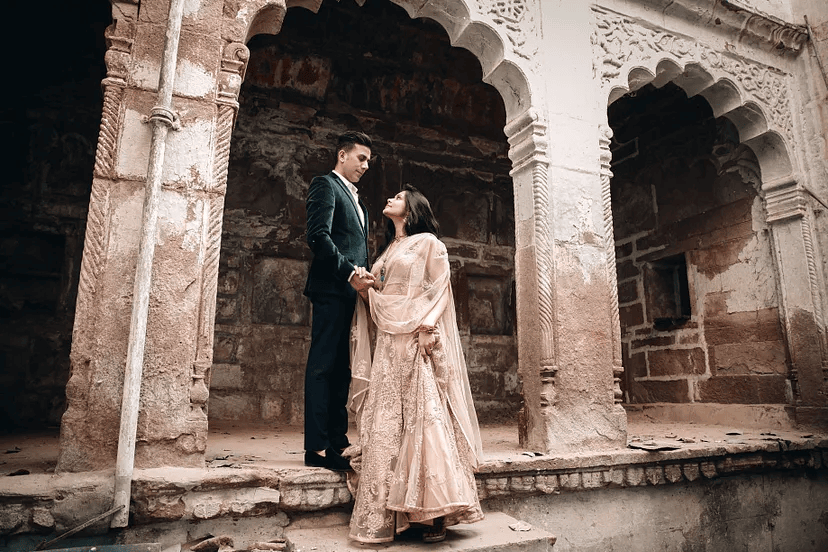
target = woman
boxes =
[344,185,484,544]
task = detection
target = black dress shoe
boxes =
[304,449,352,471]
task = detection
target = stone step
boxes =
[285,512,555,552]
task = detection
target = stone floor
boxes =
[1,404,823,476]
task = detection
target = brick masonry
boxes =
[609,83,788,406]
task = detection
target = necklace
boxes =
[380,235,406,282]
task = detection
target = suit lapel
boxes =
[331,172,367,236]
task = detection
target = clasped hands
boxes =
[350,266,375,299]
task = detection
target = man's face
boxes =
[336,144,371,183]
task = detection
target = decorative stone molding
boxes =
[93,83,125,180]
[473,0,540,63]
[77,179,111,302]
[505,109,557,405]
[93,21,134,179]
[600,125,624,404]
[212,104,235,196]
[764,176,808,224]
[189,194,226,421]
[218,42,249,107]
[476,446,827,499]
[714,0,808,55]
[591,6,795,146]
[103,20,134,82]
[212,42,249,195]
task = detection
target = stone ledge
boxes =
[2,437,825,537]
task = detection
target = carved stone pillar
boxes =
[59,14,137,472]
[600,125,624,405]
[507,110,627,453]
[764,177,828,422]
[57,1,237,471]
[507,110,555,450]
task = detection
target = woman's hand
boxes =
[417,326,439,360]
[355,266,375,288]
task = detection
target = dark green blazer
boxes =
[304,172,369,299]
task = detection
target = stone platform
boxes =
[2,408,827,551]
[285,512,555,552]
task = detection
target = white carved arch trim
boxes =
[594,7,796,187]
[226,0,532,121]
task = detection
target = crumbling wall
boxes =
[208,0,519,425]
[609,83,788,405]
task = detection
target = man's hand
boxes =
[350,266,375,292]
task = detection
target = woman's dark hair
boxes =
[377,184,440,257]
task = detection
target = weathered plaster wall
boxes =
[1,2,109,431]
[609,83,788,405]
[208,0,520,425]
[488,471,828,552]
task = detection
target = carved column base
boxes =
[541,403,628,453]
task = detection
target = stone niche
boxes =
[209,0,520,425]
[609,83,788,405]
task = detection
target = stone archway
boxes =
[209,0,521,425]
[593,6,828,415]
[210,0,550,434]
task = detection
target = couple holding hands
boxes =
[302,131,483,544]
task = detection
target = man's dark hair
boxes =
[378,184,440,257]
[336,131,373,155]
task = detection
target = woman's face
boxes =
[383,191,407,220]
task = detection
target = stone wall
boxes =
[208,0,520,425]
[609,83,788,405]
[0,2,109,431]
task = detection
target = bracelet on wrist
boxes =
[416,325,436,334]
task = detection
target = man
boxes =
[303,131,375,471]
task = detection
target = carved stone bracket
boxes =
[505,109,557,405]
[591,7,795,146]
[103,20,135,83]
[764,176,808,223]
[212,42,249,195]
[218,42,250,108]
[600,125,624,404]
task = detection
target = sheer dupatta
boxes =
[347,233,483,468]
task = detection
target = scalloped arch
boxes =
[606,56,794,189]
[230,0,532,121]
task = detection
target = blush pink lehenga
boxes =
[344,233,484,544]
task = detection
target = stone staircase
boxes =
[285,512,555,551]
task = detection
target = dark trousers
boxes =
[304,294,356,452]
